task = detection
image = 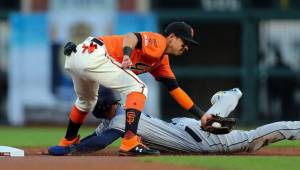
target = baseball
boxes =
[212,122,222,128]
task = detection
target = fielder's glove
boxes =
[64,42,77,56]
[201,115,236,135]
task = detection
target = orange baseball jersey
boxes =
[98,32,175,80]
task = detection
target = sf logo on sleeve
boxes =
[126,112,136,125]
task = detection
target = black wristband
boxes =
[159,77,179,91]
[133,33,142,49]
[123,46,132,57]
[188,104,205,119]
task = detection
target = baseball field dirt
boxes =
[1,147,300,170]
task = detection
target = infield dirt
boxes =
[1,147,300,170]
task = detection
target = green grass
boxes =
[1,126,300,170]
[140,156,300,170]
[0,126,121,147]
[0,126,91,147]
[0,126,299,148]
[268,140,300,147]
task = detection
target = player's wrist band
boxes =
[123,46,132,57]
[189,104,205,119]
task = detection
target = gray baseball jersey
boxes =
[95,88,300,153]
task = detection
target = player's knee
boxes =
[125,91,146,111]
[123,84,147,112]
[142,84,148,97]
[75,97,97,112]
[126,83,148,98]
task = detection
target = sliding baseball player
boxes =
[49,87,300,155]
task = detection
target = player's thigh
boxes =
[70,72,100,111]
[86,58,148,96]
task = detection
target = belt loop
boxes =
[91,38,104,46]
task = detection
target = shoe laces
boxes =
[137,136,149,149]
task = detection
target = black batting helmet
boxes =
[92,85,121,119]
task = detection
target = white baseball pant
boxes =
[64,37,148,112]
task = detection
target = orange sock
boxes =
[69,105,88,124]
[124,92,146,139]
[64,105,88,140]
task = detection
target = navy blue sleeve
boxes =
[75,129,123,153]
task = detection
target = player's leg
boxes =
[50,37,157,156]
[244,121,300,152]
[48,75,99,155]
[62,74,99,142]
[58,37,132,145]
[206,88,242,117]
[59,37,108,144]
[48,37,103,155]
[84,53,159,155]
[209,121,300,153]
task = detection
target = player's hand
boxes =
[121,55,132,69]
[200,113,213,127]
[200,114,236,134]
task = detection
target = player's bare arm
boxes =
[122,33,138,69]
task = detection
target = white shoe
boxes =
[210,88,242,105]
[230,88,243,98]
[211,91,226,105]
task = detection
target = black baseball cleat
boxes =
[119,144,160,156]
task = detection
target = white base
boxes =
[0,146,25,157]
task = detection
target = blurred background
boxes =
[0,0,300,127]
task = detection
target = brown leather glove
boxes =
[201,115,236,135]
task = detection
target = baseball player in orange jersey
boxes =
[48,21,213,156]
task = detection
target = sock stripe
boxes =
[69,105,88,124]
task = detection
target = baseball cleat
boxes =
[119,135,160,156]
[211,91,226,105]
[119,144,160,156]
[48,144,77,156]
[58,135,80,147]
[48,135,80,156]
[210,88,243,105]
[48,145,73,156]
